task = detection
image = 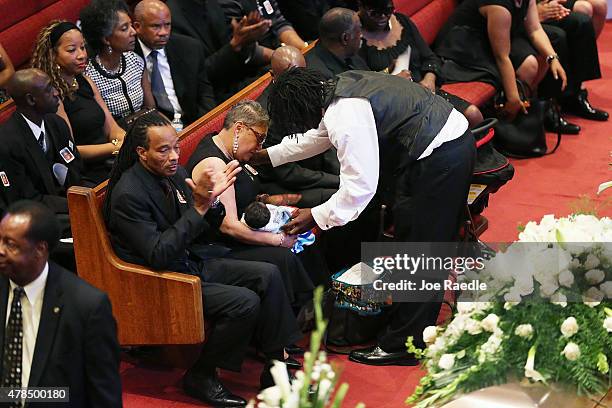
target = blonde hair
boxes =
[30,20,75,100]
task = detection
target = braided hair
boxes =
[31,20,75,100]
[266,67,335,137]
[103,110,171,222]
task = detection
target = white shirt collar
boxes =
[138,39,166,60]
[20,114,46,140]
[9,262,49,305]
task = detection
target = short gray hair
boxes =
[223,100,269,129]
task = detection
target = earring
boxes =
[232,131,239,156]
[108,45,113,55]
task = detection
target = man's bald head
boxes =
[7,69,59,115]
[270,46,306,78]
[133,0,172,50]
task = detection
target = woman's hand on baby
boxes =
[278,232,298,248]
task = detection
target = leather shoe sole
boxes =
[348,346,419,366]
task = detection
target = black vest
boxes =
[330,71,454,183]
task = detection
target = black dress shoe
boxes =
[183,369,246,407]
[348,346,419,366]
[544,106,580,135]
[285,343,305,355]
[285,356,302,370]
[563,89,609,121]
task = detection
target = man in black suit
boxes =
[0,69,82,221]
[133,0,216,126]
[104,111,301,406]
[167,0,272,101]
[0,200,121,407]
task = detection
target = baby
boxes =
[242,201,315,253]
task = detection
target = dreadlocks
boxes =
[103,110,171,222]
[267,67,335,136]
[31,20,74,100]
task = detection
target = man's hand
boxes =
[249,149,271,165]
[281,208,317,235]
[537,0,570,21]
[186,160,241,215]
[419,73,436,93]
[549,59,567,91]
[396,69,412,80]
[229,11,271,52]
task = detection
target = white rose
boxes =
[504,301,518,310]
[604,317,612,333]
[561,317,579,338]
[423,326,438,345]
[583,287,604,307]
[558,270,575,288]
[456,302,475,314]
[504,289,522,303]
[481,314,500,332]
[569,257,581,269]
[438,354,456,370]
[540,283,559,297]
[584,253,600,269]
[257,385,282,407]
[561,342,581,361]
[515,324,534,338]
[601,281,612,298]
[465,318,482,335]
[586,269,605,285]
[551,292,567,308]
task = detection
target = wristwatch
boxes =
[111,138,120,155]
[211,197,221,208]
[546,54,559,65]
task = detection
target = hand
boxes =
[277,232,298,248]
[537,0,570,21]
[281,208,317,235]
[501,97,528,122]
[419,73,436,93]
[396,69,412,80]
[249,149,271,165]
[229,11,271,51]
[549,59,567,91]
[186,160,242,214]
[256,193,302,206]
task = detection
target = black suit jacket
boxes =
[167,0,262,99]
[134,35,216,125]
[305,42,370,80]
[0,262,121,407]
[106,162,227,271]
[0,113,82,214]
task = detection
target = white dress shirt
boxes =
[6,262,49,389]
[267,97,469,230]
[138,39,183,114]
[21,114,47,153]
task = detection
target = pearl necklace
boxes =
[95,54,121,75]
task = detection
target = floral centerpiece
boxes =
[249,286,365,408]
[407,214,612,408]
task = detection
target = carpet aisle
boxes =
[120,21,612,408]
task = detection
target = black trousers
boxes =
[540,12,601,98]
[379,131,476,352]
[189,257,302,372]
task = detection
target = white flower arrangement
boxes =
[407,215,612,408]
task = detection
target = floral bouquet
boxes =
[248,286,365,408]
[407,214,612,408]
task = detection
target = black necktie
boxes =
[2,287,24,406]
[160,178,178,217]
[37,131,46,153]
[149,50,174,113]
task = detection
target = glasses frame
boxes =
[364,5,395,17]
[244,124,267,146]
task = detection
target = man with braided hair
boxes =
[255,67,476,365]
[105,110,302,406]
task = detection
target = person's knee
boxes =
[251,261,284,291]
[464,105,484,127]
[573,0,594,17]
[590,0,607,16]
[233,287,261,319]
[516,55,540,85]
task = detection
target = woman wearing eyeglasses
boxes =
[186,100,320,310]
[357,0,484,127]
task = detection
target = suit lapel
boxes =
[29,264,63,387]
[165,42,186,102]
[0,277,8,376]
[14,115,58,195]
[134,163,178,224]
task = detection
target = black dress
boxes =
[360,12,470,113]
[62,75,111,185]
[185,135,318,307]
[434,0,536,87]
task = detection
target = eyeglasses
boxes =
[245,125,267,146]
[364,5,395,17]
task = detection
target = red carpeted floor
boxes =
[121,22,612,408]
